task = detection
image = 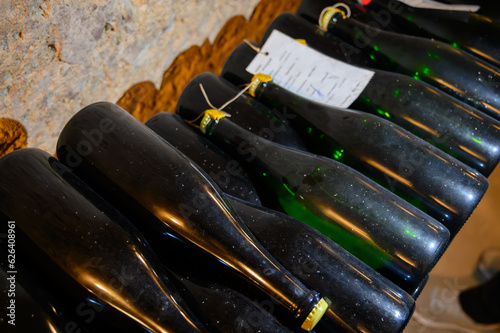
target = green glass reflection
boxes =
[405,229,417,238]
[277,189,391,269]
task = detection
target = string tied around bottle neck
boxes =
[319,3,351,31]
[186,81,255,133]
[243,39,269,55]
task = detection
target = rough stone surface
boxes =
[117,0,302,122]
[0,0,261,155]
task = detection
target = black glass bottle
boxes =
[225,13,500,177]
[176,88,450,294]
[0,148,208,333]
[56,102,328,331]
[146,112,262,206]
[297,0,403,33]
[319,5,500,121]
[360,0,500,68]
[171,75,308,152]
[171,272,293,333]
[187,72,488,237]
[226,194,416,332]
[157,233,294,333]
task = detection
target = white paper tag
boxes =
[397,0,479,11]
[245,30,375,109]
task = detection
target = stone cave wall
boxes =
[0,0,301,157]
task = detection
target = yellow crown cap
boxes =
[301,298,330,331]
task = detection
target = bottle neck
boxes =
[251,78,349,129]
[196,111,310,186]
[324,11,378,46]
[207,116,289,169]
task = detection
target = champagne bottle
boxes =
[172,75,308,152]
[171,272,293,333]
[56,102,329,331]
[156,233,294,332]
[358,0,500,68]
[221,13,500,177]
[226,194,416,332]
[188,72,488,236]
[297,0,403,33]
[176,87,450,294]
[318,5,500,121]
[0,148,209,333]
[145,112,262,206]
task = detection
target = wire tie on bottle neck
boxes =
[319,3,351,31]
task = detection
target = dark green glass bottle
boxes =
[227,194,416,332]
[176,84,450,294]
[318,4,500,121]
[358,0,500,68]
[189,72,488,237]
[221,13,500,177]
[56,102,328,331]
[0,148,209,333]
[146,112,262,206]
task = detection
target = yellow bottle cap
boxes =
[319,5,351,30]
[301,297,330,331]
[199,109,227,133]
[295,39,307,46]
[249,73,273,97]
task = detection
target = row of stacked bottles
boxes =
[1,0,499,332]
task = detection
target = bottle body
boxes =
[350,69,500,177]
[253,80,488,236]
[228,195,416,332]
[0,148,208,333]
[366,0,500,67]
[56,102,327,331]
[322,9,500,121]
[220,13,500,177]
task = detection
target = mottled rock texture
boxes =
[1,0,303,156]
